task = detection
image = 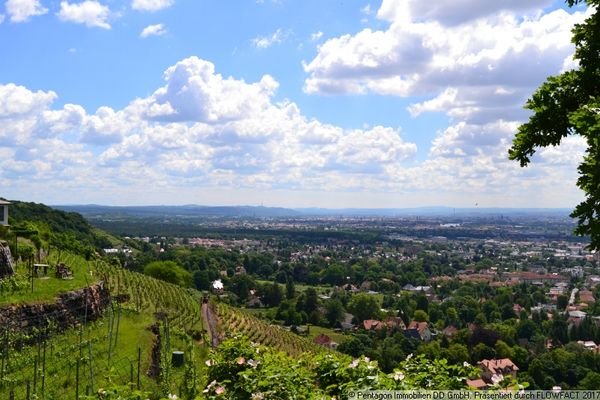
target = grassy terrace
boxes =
[0,252,99,306]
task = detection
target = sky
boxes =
[0,0,593,208]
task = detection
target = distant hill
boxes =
[3,199,115,251]
[54,204,573,219]
[55,204,303,219]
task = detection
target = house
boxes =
[580,290,596,305]
[313,333,338,349]
[442,325,458,338]
[576,340,598,352]
[383,317,406,330]
[363,319,382,330]
[0,200,9,226]
[467,379,488,390]
[404,321,432,342]
[478,358,519,384]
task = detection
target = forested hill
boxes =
[2,198,114,251]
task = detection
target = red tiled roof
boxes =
[479,358,519,374]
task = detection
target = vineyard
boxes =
[95,260,204,333]
[0,255,209,399]
[214,302,328,357]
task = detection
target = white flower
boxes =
[393,371,405,381]
[349,359,359,368]
[252,393,264,400]
[406,353,413,360]
[463,361,471,367]
[205,359,213,367]
[168,394,178,400]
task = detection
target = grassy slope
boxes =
[0,252,100,306]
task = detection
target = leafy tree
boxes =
[443,343,470,365]
[348,294,381,322]
[325,298,345,327]
[557,294,569,310]
[143,260,192,287]
[227,274,256,302]
[413,310,429,323]
[472,343,496,362]
[286,276,296,299]
[579,371,600,389]
[193,269,210,290]
[509,0,600,249]
[261,281,283,307]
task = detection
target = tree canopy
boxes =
[509,0,600,249]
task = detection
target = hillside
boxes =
[1,199,119,254]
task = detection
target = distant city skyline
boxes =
[0,0,592,208]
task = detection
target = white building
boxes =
[0,200,9,226]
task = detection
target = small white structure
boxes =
[0,200,9,226]
[212,279,224,294]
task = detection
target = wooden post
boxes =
[137,347,141,390]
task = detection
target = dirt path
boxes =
[201,301,221,348]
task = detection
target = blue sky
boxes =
[0,0,593,208]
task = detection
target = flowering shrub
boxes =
[202,336,477,399]
[389,354,478,390]
[204,336,326,399]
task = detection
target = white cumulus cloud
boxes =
[132,0,174,12]
[0,51,587,207]
[5,0,47,23]
[140,23,167,38]
[57,0,111,29]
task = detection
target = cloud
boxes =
[0,54,586,207]
[5,0,47,23]
[0,83,56,118]
[140,23,167,38]
[311,31,323,41]
[0,58,421,203]
[140,56,280,123]
[57,1,111,29]
[304,6,586,101]
[131,0,174,12]
[252,28,285,49]
[0,14,4,24]
[377,0,553,26]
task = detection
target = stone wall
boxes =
[0,241,14,278]
[0,282,110,336]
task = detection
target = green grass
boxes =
[92,227,124,248]
[0,253,100,306]
[255,279,332,294]
[306,325,347,345]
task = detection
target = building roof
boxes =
[479,358,519,375]
[0,200,10,205]
[467,379,487,390]
[313,334,333,345]
[407,321,430,336]
[363,319,381,330]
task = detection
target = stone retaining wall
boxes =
[0,282,110,335]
